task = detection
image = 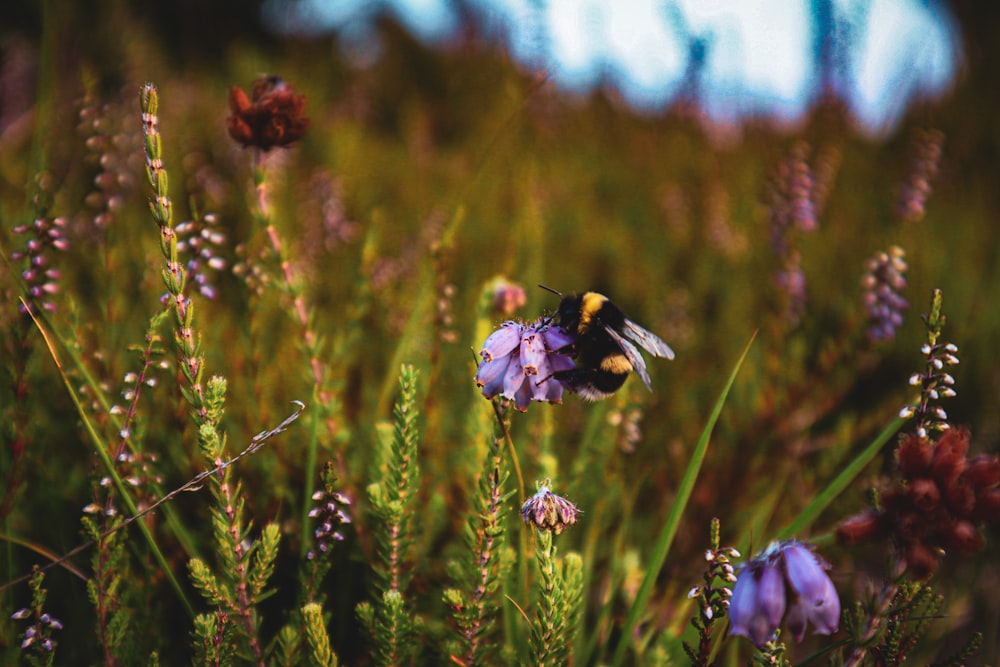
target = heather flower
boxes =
[520,484,580,535]
[490,279,527,316]
[729,540,840,647]
[227,75,309,151]
[10,216,67,312]
[307,486,353,560]
[13,570,63,655]
[176,212,228,300]
[862,246,909,342]
[766,142,818,324]
[895,128,944,223]
[899,290,959,438]
[684,519,739,663]
[475,319,576,412]
[837,428,1000,579]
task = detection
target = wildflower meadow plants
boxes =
[2,11,1000,666]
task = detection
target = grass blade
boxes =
[608,330,757,667]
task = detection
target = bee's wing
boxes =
[604,324,654,391]
[622,319,675,360]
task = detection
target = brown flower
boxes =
[227,76,309,151]
[837,428,1000,579]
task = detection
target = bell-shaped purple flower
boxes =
[782,542,840,641]
[729,560,786,647]
[475,319,576,412]
[728,540,840,648]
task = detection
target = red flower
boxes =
[837,428,1000,579]
[227,76,309,151]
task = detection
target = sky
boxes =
[263,0,961,135]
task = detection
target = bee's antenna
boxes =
[537,285,562,327]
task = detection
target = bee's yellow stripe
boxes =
[579,292,607,333]
[600,352,632,374]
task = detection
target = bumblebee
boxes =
[541,287,675,400]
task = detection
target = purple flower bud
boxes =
[520,484,580,535]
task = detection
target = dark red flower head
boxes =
[227,76,309,151]
[837,428,1000,579]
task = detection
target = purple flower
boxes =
[475,319,576,412]
[781,543,840,639]
[520,484,580,535]
[729,540,840,647]
[862,246,908,342]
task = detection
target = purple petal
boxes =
[758,563,786,631]
[785,596,808,642]
[501,355,526,401]
[533,372,564,403]
[541,325,574,352]
[730,564,782,647]
[479,322,522,363]
[476,355,508,386]
[728,565,759,639]
[782,543,828,603]
[782,543,840,640]
[477,357,511,398]
[807,573,840,636]
[548,352,576,374]
[511,371,533,411]
[520,331,547,377]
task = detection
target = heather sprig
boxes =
[191,611,237,666]
[527,518,584,667]
[271,461,352,665]
[175,205,228,300]
[862,246,908,342]
[185,379,283,666]
[899,288,958,438]
[841,581,980,667]
[77,90,132,234]
[9,215,67,314]
[85,316,169,660]
[140,83,212,423]
[895,129,944,223]
[229,78,334,555]
[443,429,515,665]
[10,568,62,665]
[683,518,738,666]
[82,512,132,662]
[301,461,353,613]
[766,141,818,325]
[357,365,423,665]
[301,602,338,667]
[144,82,282,665]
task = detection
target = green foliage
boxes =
[83,514,133,661]
[192,612,237,666]
[359,365,423,664]
[443,427,515,665]
[528,530,584,667]
[302,602,339,667]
